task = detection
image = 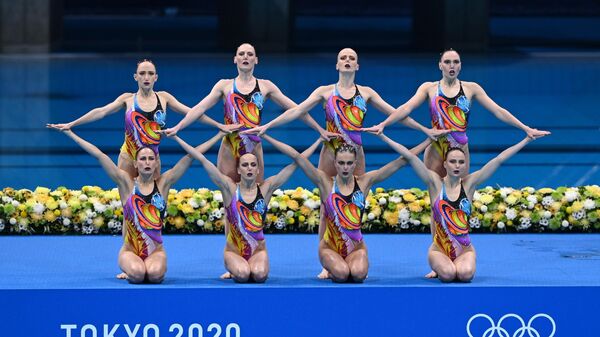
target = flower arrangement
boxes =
[0,185,598,235]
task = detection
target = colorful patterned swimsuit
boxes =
[324,84,367,151]
[432,182,472,260]
[122,93,166,160]
[224,79,264,159]
[226,184,267,260]
[429,81,470,159]
[323,177,366,258]
[123,180,167,260]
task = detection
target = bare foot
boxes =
[425,270,438,279]
[220,271,232,279]
[116,272,128,280]
[317,268,330,279]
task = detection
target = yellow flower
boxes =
[287,199,299,211]
[571,201,583,212]
[493,212,503,222]
[498,204,506,212]
[538,188,554,194]
[300,206,312,216]
[93,216,105,228]
[403,193,416,202]
[505,195,518,205]
[34,186,51,194]
[44,210,57,222]
[45,199,59,210]
[420,214,431,225]
[287,217,295,225]
[214,220,224,232]
[173,216,186,229]
[61,208,72,219]
[383,210,398,226]
[480,194,494,204]
[180,203,194,214]
[298,215,306,223]
[551,202,562,212]
[375,187,384,193]
[31,213,43,222]
[114,209,122,217]
[408,202,422,213]
[179,189,194,198]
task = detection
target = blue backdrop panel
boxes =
[1,286,596,337]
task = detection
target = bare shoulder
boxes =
[116,92,134,101]
[258,79,279,93]
[461,81,481,91]
[214,79,233,91]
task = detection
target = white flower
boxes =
[543,211,552,219]
[0,222,4,232]
[188,199,199,209]
[583,199,595,210]
[367,213,375,221]
[18,223,27,232]
[389,196,402,204]
[11,200,20,207]
[274,216,286,229]
[473,191,481,201]
[209,215,215,222]
[398,208,410,221]
[526,195,538,204]
[32,202,45,215]
[273,189,283,196]
[497,221,505,229]
[499,187,513,198]
[527,202,535,209]
[286,210,294,218]
[519,217,531,229]
[573,210,586,220]
[79,194,88,201]
[565,189,579,202]
[196,219,204,227]
[213,192,223,203]
[542,196,553,206]
[199,200,207,207]
[480,205,488,213]
[539,218,549,226]
[378,197,387,205]
[63,218,71,226]
[269,201,279,209]
[469,217,480,229]
[93,202,106,213]
[2,196,12,203]
[9,218,17,225]
[523,187,535,193]
[505,208,517,220]
[561,220,569,228]
[59,201,68,209]
[400,220,409,229]
[303,199,318,210]
[410,219,421,226]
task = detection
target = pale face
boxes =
[336,48,359,73]
[439,51,461,79]
[237,153,259,180]
[334,151,357,178]
[135,147,158,176]
[134,61,158,90]
[443,150,467,178]
[234,43,258,71]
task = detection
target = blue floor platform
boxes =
[1,234,599,336]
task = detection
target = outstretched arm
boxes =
[46,93,129,130]
[160,131,225,191]
[262,138,323,198]
[261,134,328,190]
[466,136,535,191]
[163,80,226,136]
[362,83,430,134]
[377,133,438,188]
[47,127,129,189]
[169,135,235,199]
[362,138,432,189]
[470,83,551,139]
[241,86,327,136]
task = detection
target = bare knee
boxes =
[456,264,475,283]
[251,265,269,283]
[126,264,146,284]
[436,264,457,283]
[146,264,166,284]
[230,264,251,283]
[350,265,368,283]
[328,263,350,283]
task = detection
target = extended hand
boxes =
[240,125,267,136]
[426,128,451,141]
[319,130,340,142]
[526,127,551,140]
[46,123,72,131]
[219,123,243,133]
[361,124,384,135]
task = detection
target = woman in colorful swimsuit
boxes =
[163,43,329,182]
[169,134,321,283]
[47,59,230,179]
[48,125,224,283]
[377,132,546,282]
[265,133,431,283]
[242,48,443,278]
[363,49,550,176]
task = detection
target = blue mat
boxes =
[2,234,599,337]
[1,234,598,289]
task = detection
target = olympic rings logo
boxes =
[466,313,556,337]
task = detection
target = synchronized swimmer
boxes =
[47,44,550,284]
